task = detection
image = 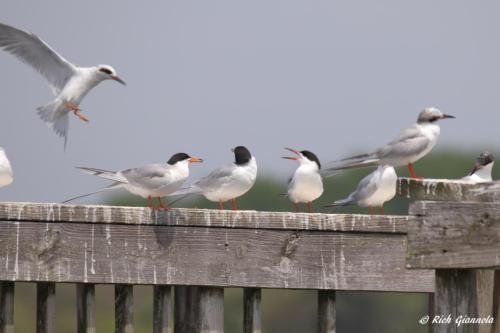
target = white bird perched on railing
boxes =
[63,153,203,210]
[326,108,455,179]
[168,146,257,210]
[462,152,494,183]
[282,148,323,213]
[0,147,13,188]
[0,22,126,147]
[325,165,397,215]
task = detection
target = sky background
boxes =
[0,0,499,203]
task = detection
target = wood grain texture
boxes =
[115,285,133,333]
[197,287,224,333]
[0,202,410,234]
[174,286,199,333]
[0,220,433,292]
[153,286,172,333]
[0,282,14,333]
[243,288,261,333]
[398,178,500,202]
[408,201,500,269]
[493,271,500,333]
[37,282,55,333]
[431,269,494,333]
[76,284,95,333]
[318,290,336,333]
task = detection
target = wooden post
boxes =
[493,271,500,333]
[318,291,336,333]
[197,287,224,333]
[243,288,261,333]
[174,286,199,333]
[0,282,14,333]
[115,284,133,333]
[77,284,96,333]
[153,286,172,333]
[37,282,55,333]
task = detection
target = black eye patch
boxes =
[99,68,113,75]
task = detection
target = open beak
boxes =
[442,114,455,119]
[111,75,126,86]
[282,147,300,161]
[189,157,203,163]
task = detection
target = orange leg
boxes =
[293,203,300,213]
[157,197,170,211]
[65,101,89,122]
[380,206,385,215]
[408,163,422,179]
[218,200,224,210]
[147,195,155,210]
[307,202,313,213]
[368,206,373,215]
[231,199,237,211]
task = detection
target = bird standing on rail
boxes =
[168,146,257,210]
[326,108,455,178]
[325,165,397,215]
[462,152,494,183]
[282,148,323,213]
[0,22,126,147]
[63,153,203,210]
[0,147,13,188]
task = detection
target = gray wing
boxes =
[121,164,172,189]
[376,124,430,160]
[0,22,76,94]
[350,172,379,202]
[195,163,236,191]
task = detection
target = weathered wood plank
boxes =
[0,202,409,234]
[197,287,224,333]
[408,201,500,269]
[431,269,494,333]
[243,288,261,333]
[153,286,172,333]
[318,290,336,333]
[493,271,500,333]
[398,178,500,202]
[174,286,199,333]
[0,282,14,333]
[37,282,55,333]
[115,285,133,333]
[0,220,433,292]
[76,284,95,333]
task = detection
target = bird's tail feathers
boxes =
[326,159,379,172]
[37,101,69,148]
[324,198,354,208]
[62,182,123,204]
[76,167,127,183]
[166,186,203,206]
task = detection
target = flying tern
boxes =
[462,152,494,183]
[327,108,455,178]
[282,148,323,213]
[168,146,257,210]
[0,22,126,147]
[325,165,397,214]
[0,147,13,188]
[63,153,203,210]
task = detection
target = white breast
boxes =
[288,165,323,204]
[359,166,397,207]
[0,150,13,188]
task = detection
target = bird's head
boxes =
[417,107,455,123]
[477,151,494,167]
[96,65,126,85]
[282,148,321,170]
[231,146,252,165]
[167,153,203,166]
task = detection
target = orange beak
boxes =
[282,147,300,161]
[188,156,203,163]
[111,75,126,85]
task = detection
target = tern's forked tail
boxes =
[37,100,69,148]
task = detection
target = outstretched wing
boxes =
[0,22,76,94]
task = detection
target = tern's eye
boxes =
[99,68,113,75]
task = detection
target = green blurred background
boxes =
[12,149,498,333]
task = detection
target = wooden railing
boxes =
[0,178,498,333]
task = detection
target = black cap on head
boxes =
[167,153,191,165]
[233,146,252,165]
[300,150,321,169]
[478,151,494,166]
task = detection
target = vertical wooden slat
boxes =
[115,284,133,333]
[0,282,14,333]
[243,288,261,333]
[77,284,95,333]
[153,286,172,333]
[174,286,199,333]
[493,271,500,333]
[37,282,55,333]
[318,290,336,333]
[198,287,224,333]
[432,269,494,333]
